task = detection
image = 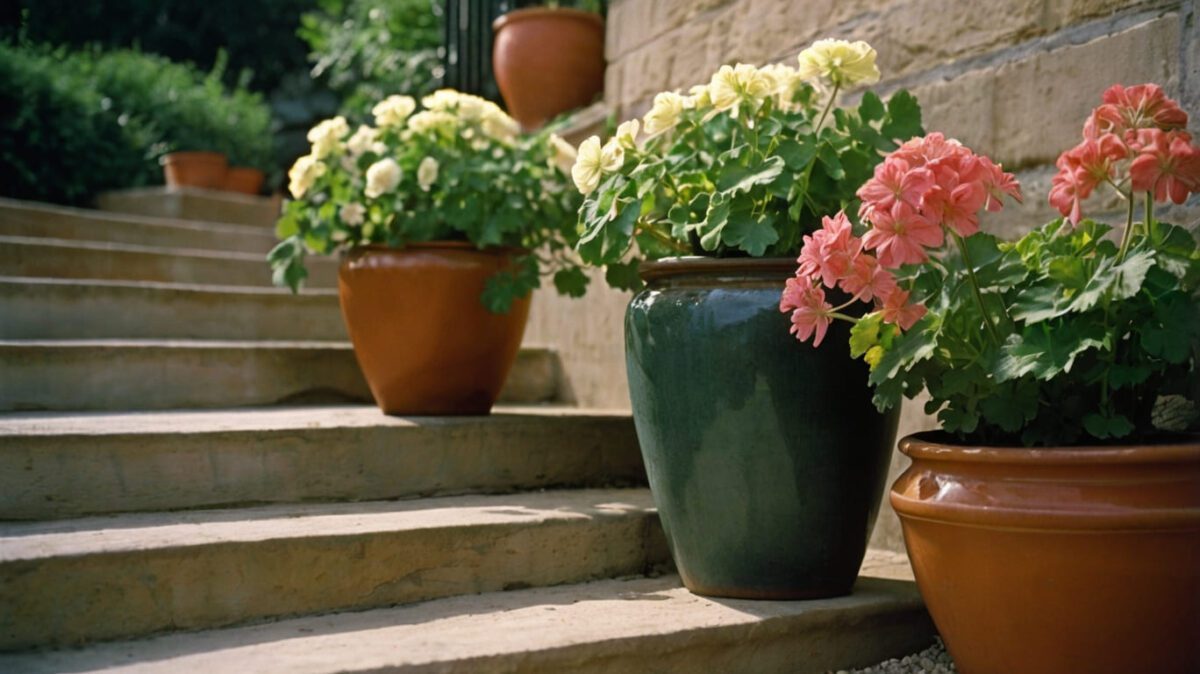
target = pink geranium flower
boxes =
[862,201,943,268]
[977,156,1023,211]
[1048,164,1088,225]
[779,277,835,346]
[879,287,927,331]
[839,253,898,303]
[926,178,987,237]
[856,158,935,218]
[1128,129,1200,204]
[796,212,860,286]
[1048,134,1128,223]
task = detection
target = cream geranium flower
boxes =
[685,84,712,110]
[708,64,773,114]
[287,154,326,199]
[614,119,640,148]
[364,158,402,199]
[481,105,520,143]
[407,110,457,134]
[421,89,463,111]
[417,156,439,192]
[307,116,349,159]
[796,39,880,88]
[572,136,605,195]
[643,91,686,137]
[372,95,417,128]
[759,63,802,99]
[346,125,379,156]
[549,134,577,174]
[338,202,365,226]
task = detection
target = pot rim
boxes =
[639,256,796,282]
[493,7,604,31]
[899,431,1200,465]
[345,242,530,260]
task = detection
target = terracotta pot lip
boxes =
[349,242,528,256]
[899,431,1200,464]
[639,256,796,282]
[493,7,604,31]
[161,151,227,164]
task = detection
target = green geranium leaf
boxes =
[553,267,590,298]
[1108,363,1153,389]
[776,138,816,171]
[869,314,939,385]
[1010,281,1067,324]
[816,143,845,180]
[938,405,980,435]
[697,198,731,252]
[881,90,923,141]
[993,322,1106,382]
[722,210,779,257]
[980,381,1040,433]
[1140,293,1198,363]
[1083,412,1134,440]
[849,312,884,358]
[604,260,643,291]
[859,91,885,122]
[716,156,785,195]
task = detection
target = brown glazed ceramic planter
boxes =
[223,167,265,195]
[492,7,605,131]
[337,243,531,415]
[160,151,228,189]
[892,433,1200,674]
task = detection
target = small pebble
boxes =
[830,637,957,674]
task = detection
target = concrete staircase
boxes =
[0,191,935,672]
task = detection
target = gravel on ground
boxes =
[831,638,956,674]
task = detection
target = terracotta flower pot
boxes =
[223,167,265,195]
[160,151,228,190]
[891,433,1200,674]
[625,257,899,599]
[492,7,605,131]
[337,243,531,415]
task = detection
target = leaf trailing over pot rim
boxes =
[268,89,588,313]
[569,39,924,290]
[784,82,1200,447]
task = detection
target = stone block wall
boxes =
[522,0,1200,551]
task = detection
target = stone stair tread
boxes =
[0,402,623,436]
[0,560,933,674]
[0,275,337,296]
[0,488,667,649]
[0,233,269,261]
[0,197,278,253]
[0,337,352,349]
[97,187,281,228]
[0,487,655,560]
[0,404,642,519]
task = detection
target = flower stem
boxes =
[814,84,841,132]
[952,231,1001,346]
[638,223,692,254]
[1117,188,1136,261]
[1143,190,1154,237]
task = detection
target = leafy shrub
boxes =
[0,43,147,205]
[298,0,443,118]
[0,43,277,204]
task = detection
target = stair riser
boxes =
[0,344,371,412]
[97,188,280,228]
[0,516,668,650]
[0,209,276,253]
[0,282,347,341]
[0,344,558,412]
[0,240,336,288]
[0,420,644,519]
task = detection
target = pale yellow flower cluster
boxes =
[364,158,402,199]
[571,119,639,194]
[307,116,350,159]
[372,95,416,128]
[418,89,521,144]
[796,39,880,89]
[417,156,439,192]
[287,154,326,199]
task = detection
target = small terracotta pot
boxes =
[160,151,228,189]
[493,7,605,131]
[223,167,265,195]
[337,243,531,415]
[892,433,1200,674]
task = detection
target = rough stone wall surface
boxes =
[522,0,1200,551]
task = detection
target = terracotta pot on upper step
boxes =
[891,433,1200,674]
[223,167,265,195]
[160,151,228,190]
[492,7,605,131]
[337,243,531,415]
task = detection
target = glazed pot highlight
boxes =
[625,256,899,599]
[337,243,531,415]
[892,433,1200,674]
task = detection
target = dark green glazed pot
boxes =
[625,256,899,599]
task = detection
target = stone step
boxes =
[0,555,934,672]
[0,340,560,412]
[0,488,668,650]
[0,235,337,288]
[0,197,278,253]
[97,187,281,228]
[0,277,346,341]
[0,405,643,520]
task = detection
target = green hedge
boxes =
[0,43,276,205]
